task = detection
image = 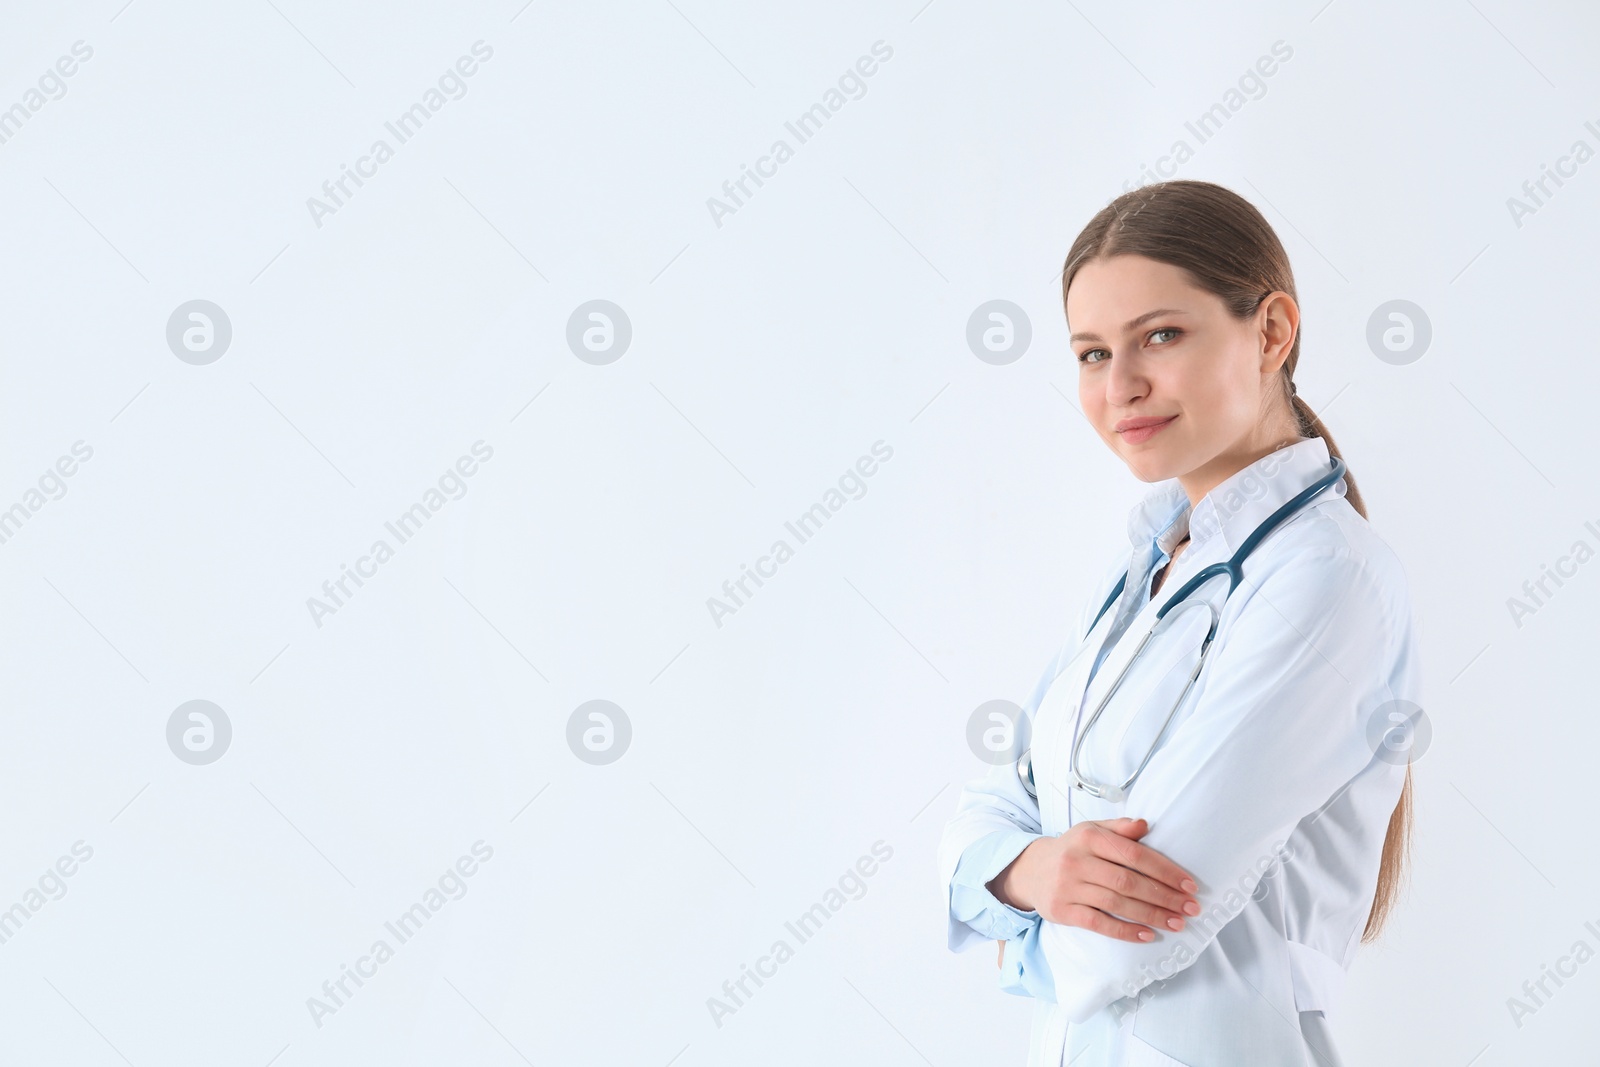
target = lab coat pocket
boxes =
[1125,1034,1196,1067]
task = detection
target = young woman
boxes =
[937,180,1421,1067]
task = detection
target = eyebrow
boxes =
[1069,308,1189,344]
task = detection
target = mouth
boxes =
[1115,415,1177,445]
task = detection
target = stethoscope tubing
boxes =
[1020,454,1348,824]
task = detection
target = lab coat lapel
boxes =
[1032,583,1130,834]
[1035,439,1343,829]
[1061,542,1225,810]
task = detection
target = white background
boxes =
[0,1,1596,1064]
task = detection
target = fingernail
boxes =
[1167,917,1183,930]
[1138,930,1154,941]
[1184,901,1201,916]
[1181,879,1197,893]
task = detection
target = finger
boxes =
[1080,839,1198,918]
[1081,854,1196,919]
[1088,822,1198,894]
[1078,867,1193,932]
[1058,902,1162,943]
[1096,817,1149,839]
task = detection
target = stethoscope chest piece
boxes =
[1015,750,1036,799]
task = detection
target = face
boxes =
[1067,254,1299,499]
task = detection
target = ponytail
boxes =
[1285,375,1411,943]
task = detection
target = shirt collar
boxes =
[1126,437,1344,559]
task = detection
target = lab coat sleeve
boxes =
[935,651,1055,955]
[1033,546,1414,1024]
[937,556,1127,957]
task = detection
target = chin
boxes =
[1127,462,1174,484]
[1117,448,1175,483]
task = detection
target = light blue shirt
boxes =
[948,827,1053,998]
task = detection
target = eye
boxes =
[1077,327,1182,366]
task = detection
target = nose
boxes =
[1103,354,1149,409]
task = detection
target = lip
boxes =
[1115,414,1177,445]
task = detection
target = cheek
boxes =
[1079,382,1111,435]
[1077,376,1095,410]
[1173,358,1251,417]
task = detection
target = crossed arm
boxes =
[942,547,1408,1022]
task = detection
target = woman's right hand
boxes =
[988,817,1201,943]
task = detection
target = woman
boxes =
[937,180,1421,1067]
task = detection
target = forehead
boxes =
[1065,255,1208,331]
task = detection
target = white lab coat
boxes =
[938,437,1421,1067]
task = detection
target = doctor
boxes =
[937,180,1422,1067]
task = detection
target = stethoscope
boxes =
[1016,454,1347,808]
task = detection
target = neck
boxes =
[1177,430,1309,511]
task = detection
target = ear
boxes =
[1257,291,1299,377]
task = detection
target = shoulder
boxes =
[1253,495,1416,628]
[1217,496,1424,717]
